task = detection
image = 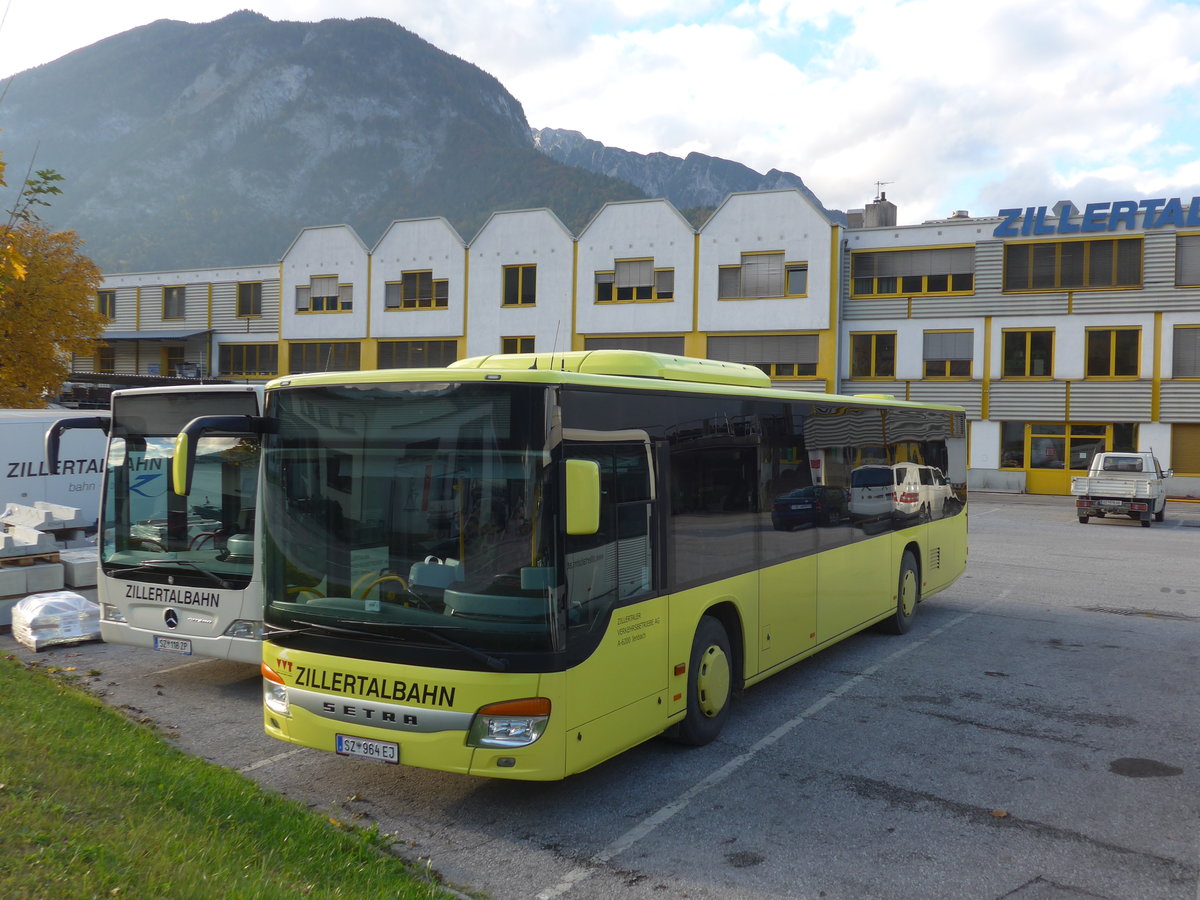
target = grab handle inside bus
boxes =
[45,416,109,475]
[565,458,601,535]
[173,414,264,496]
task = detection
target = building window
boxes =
[707,334,818,378]
[385,271,449,310]
[851,248,975,297]
[97,290,116,319]
[96,345,115,373]
[219,343,277,377]
[377,339,457,369]
[718,252,808,300]
[1003,238,1141,291]
[163,286,186,320]
[1002,329,1054,377]
[237,282,263,317]
[1175,234,1200,286]
[289,341,360,373]
[850,332,896,378]
[502,336,535,354]
[502,265,537,306]
[1085,328,1139,377]
[1173,326,1200,377]
[595,259,674,303]
[163,346,186,376]
[296,276,351,313]
[923,330,973,377]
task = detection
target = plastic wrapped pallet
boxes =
[11,590,101,652]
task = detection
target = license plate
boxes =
[154,635,192,655]
[790,504,812,510]
[336,734,399,764]
[1099,499,1124,507]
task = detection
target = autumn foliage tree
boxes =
[0,154,106,407]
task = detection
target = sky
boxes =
[2,0,1199,224]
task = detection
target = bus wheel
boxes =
[669,616,732,746]
[882,551,919,635]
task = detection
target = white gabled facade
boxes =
[467,209,575,357]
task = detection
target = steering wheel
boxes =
[356,573,435,610]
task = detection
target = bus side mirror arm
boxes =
[173,415,264,496]
[45,416,109,475]
[565,459,601,535]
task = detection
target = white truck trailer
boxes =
[1,409,107,528]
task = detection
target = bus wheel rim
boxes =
[900,569,918,616]
[697,644,731,718]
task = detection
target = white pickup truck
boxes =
[1071,452,1172,527]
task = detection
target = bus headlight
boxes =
[101,603,126,623]
[262,663,290,716]
[224,619,263,640]
[467,698,551,748]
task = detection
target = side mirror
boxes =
[174,415,263,496]
[565,458,600,535]
[45,416,109,475]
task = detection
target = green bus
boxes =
[178,350,967,779]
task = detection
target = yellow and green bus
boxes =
[191,350,967,780]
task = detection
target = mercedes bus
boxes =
[176,351,967,779]
[48,384,264,662]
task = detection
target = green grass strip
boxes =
[0,653,458,900]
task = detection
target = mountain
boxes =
[0,12,644,271]
[532,127,839,223]
[0,13,827,273]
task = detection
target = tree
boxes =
[0,162,106,406]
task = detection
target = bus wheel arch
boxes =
[666,609,739,746]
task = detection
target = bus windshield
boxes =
[262,381,560,657]
[102,395,260,589]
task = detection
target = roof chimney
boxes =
[865,193,897,227]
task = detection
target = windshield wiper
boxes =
[106,560,235,590]
[281,617,509,671]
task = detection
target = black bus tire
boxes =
[667,616,732,746]
[881,551,920,635]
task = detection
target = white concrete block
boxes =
[24,563,65,593]
[5,527,58,553]
[60,550,98,588]
[1,504,55,529]
[34,501,84,528]
[0,567,27,598]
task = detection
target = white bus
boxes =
[47,384,264,662]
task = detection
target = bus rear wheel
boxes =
[881,551,920,635]
[667,616,732,746]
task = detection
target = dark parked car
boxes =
[771,485,848,530]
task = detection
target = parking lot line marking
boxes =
[239,748,308,773]
[535,595,1009,900]
[140,658,218,676]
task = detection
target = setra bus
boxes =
[48,384,264,662]
[177,351,967,779]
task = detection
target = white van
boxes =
[849,465,895,525]
[893,463,953,521]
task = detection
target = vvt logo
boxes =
[163,609,179,629]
